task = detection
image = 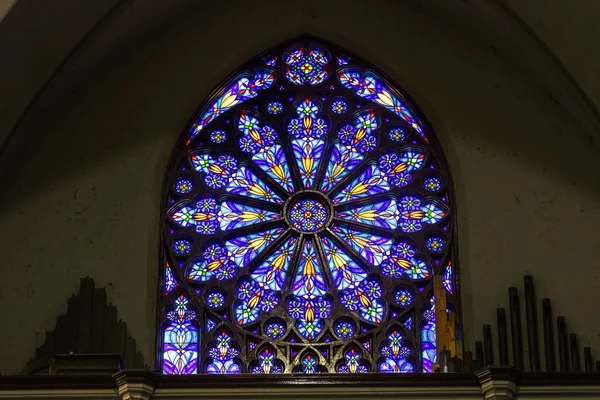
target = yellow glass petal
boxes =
[304,257,315,277]
[355,128,366,142]
[392,162,407,173]
[409,211,424,219]
[193,212,210,221]
[349,182,368,195]
[240,211,260,222]
[207,260,223,272]
[208,164,224,175]
[305,305,315,322]
[248,294,260,309]
[331,163,345,178]
[397,259,412,270]
[248,184,267,197]
[376,89,394,107]
[250,129,262,144]
[357,210,378,220]
[271,253,286,271]
[219,92,238,109]
[249,237,267,250]
[332,252,347,270]
[302,157,314,174]
[272,164,285,181]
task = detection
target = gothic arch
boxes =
[158,36,459,374]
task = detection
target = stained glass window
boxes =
[160,38,458,374]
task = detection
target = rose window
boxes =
[160,40,457,375]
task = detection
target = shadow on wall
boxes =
[0,1,599,217]
[23,277,146,373]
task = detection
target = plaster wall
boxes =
[0,0,599,374]
[505,0,600,110]
[0,0,122,150]
[0,0,14,20]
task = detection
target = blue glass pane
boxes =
[219,201,280,231]
[162,295,198,375]
[331,224,393,266]
[332,165,390,204]
[291,239,327,298]
[251,237,297,291]
[225,228,284,269]
[337,199,397,229]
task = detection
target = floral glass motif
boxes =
[267,101,283,114]
[334,320,356,339]
[426,236,445,253]
[206,291,225,308]
[251,347,283,374]
[265,321,286,339]
[424,176,442,192]
[174,178,193,194]
[395,289,413,306]
[331,99,348,114]
[161,39,457,374]
[161,295,198,374]
[389,127,406,142]
[289,199,328,232]
[378,330,414,373]
[337,348,369,373]
[300,353,320,373]
[210,130,226,144]
[173,238,192,255]
[206,330,242,374]
[284,46,329,85]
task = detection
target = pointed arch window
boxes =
[159,38,459,374]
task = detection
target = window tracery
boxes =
[160,38,458,374]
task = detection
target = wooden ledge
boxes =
[519,371,600,386]
[0,374,117,390]
[1,369,599,400]
[156,372,480,389]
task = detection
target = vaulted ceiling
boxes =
[1,0,599,158]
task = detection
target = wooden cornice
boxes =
[1,369,599,400]
[0,374,118,391]
[156,371,480,389]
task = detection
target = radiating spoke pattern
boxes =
[161,41,455,375]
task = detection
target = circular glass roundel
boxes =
[389,127,406,142]
[170,95,451,341]
[173,237,192,255]
[206,291,225,308]
[395,288,413,306]
[264,320,286,339]
[426,235,445,252]
[267,101,283,114]
[210,130,226,144]
[424,176,442,191]
[288,199,329,232]
[173,178,193,194]
[331,99,348,114]
[334,319,356,339]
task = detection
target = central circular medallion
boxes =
[288,198,329,233]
